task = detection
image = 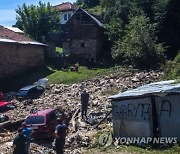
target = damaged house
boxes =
[109,80,180,141]
[62,8,110,63]
[0,26,45,80]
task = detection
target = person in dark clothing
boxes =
[22,122,33,154]
[54,121,68,154]
[12,128,27,154]
[81,90,89,119]
[62,63,68,72]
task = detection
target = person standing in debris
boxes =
[54,119,68,154]
[12,128,27,154]
[81,90,89,119]
[22,122,33,154]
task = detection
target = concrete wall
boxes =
[156,95,180,140]
[112,94,180,140]
[60,10,74,24]
[0,42,44,80]
[112,97,153,138]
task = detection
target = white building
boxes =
[54,2,79,24]
[109,80,180,141]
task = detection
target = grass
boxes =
[47,66,121,85]
[0,61,123,92]
[83,130,180,154]
[56,47,62,54]
[84,144,180,154]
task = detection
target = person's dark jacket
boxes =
[81,92,89,106]
[13,134,27,154]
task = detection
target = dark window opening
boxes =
[68,13,71,19]
[81,42,85,47]
[64,14,67,21]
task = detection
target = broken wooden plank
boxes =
[95,110,112,129]
[71,108,80,132]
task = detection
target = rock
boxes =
[87,117,96,125]
[132,77,140,82]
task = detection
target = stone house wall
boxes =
[0,42,44,80]
[63,39,102,59]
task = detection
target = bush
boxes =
[163,52,180,80]
[112,13,166,69]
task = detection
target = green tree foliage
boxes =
[163,52,180,80]
[153,0,169,26]
[15,1,60,42]
[76,0,180,69]
[100,0,154,25]
[156,0,180,58]
[84,0,100,8]
[100,0,134,44]
[76,0,99,8]
[99,0,171,68]
[112,13,166,68]
[100,0,156,44]
[76,0,84,6]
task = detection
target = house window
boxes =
[81,42,85,47]
[68,13,71,19]
[64,14,67,21]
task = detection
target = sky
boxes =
[0,0,76,27]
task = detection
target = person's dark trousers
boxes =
[55,139,65,154]
[81,104,87,119]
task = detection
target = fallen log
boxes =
[0,118,25,129]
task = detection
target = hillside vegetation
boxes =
[75,0,180,78]
[14,0,180,79]
[163,53,180,80]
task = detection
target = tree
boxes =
[153,0,169,26]
[101,0,134,44]
[112,13,166,68]
[15,1,60,42]
[156,0,180,58]
[84,0,100,8]
[76,0,99,8]
[76,0,85,6]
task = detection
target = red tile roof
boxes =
[0,25,36,42]
[54,2,79,12]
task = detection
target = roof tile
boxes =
[54,2,79,11]
[0,25,36,42]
